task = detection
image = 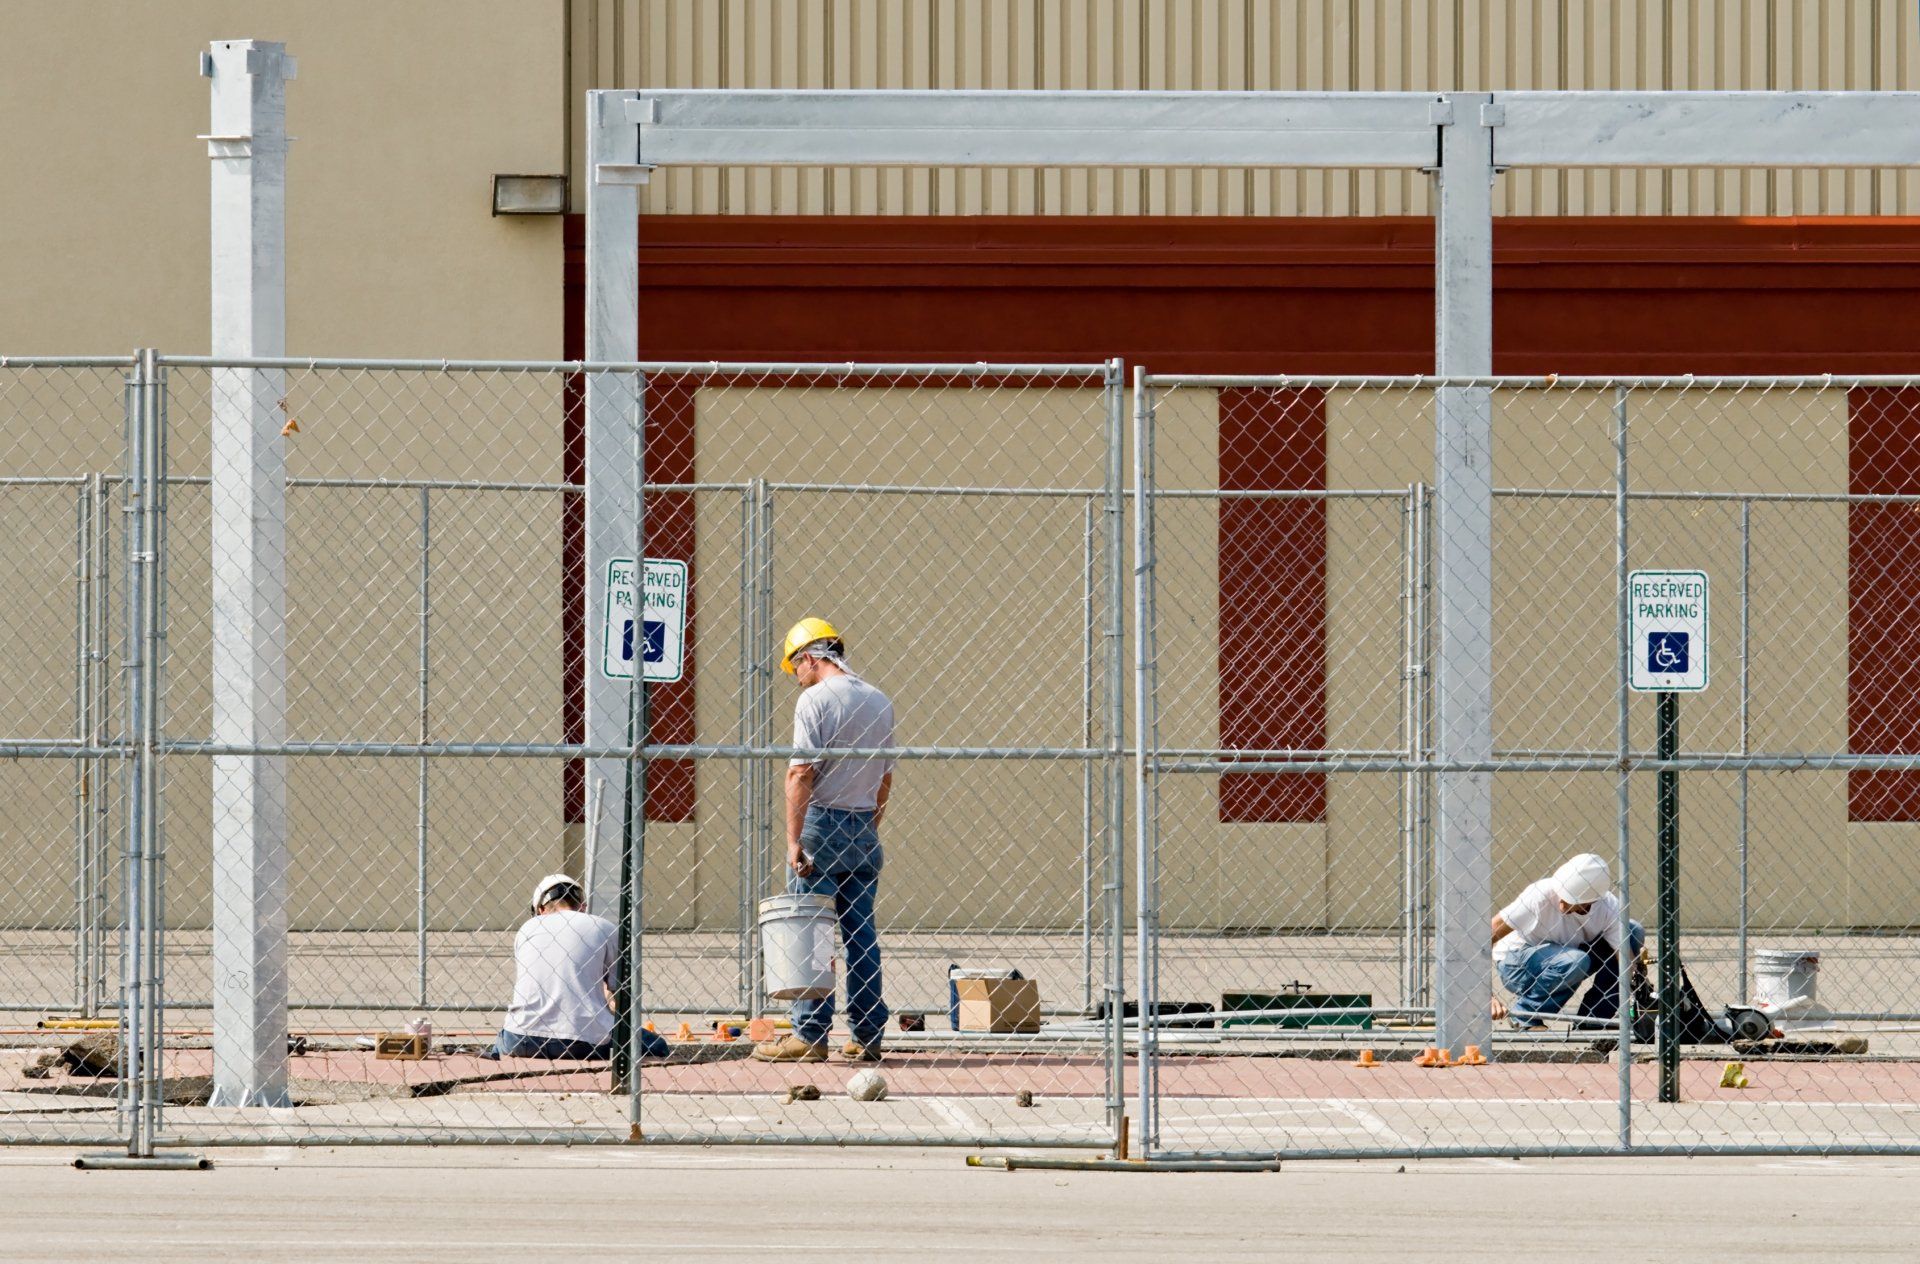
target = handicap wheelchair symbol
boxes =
[1647,631,1689,675]
[621,618,668,665]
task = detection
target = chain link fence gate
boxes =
[0,357,139,1147]
[1133,372,1920,1162]
[17,355,1920,1160]
[69,356,1134,1149]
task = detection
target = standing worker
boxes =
[753,618,896,1064]
[1491,853,1645,1030]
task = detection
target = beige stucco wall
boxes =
[686,384,1115,932]
[0,0,564,355]
[1136,384,1866,935]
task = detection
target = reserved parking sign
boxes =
[1628,570,1708,693]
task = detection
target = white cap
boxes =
[530,872,582,913]
[1552,854,1611,906]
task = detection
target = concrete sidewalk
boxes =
[5,1145,1919,1262]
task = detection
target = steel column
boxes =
[204,39,294,1108]
[584,90,644,908]
[1430,95,1497,1060]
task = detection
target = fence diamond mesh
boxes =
[1132,374,1920,1161]
[0,359,136,1145]
[117,358,1128,1147]
[10,358,1920,1160]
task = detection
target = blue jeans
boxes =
[486,1027,669,1061]
[1499,920,1645,1022]
[789,806,888,1046]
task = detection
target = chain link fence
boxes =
[0,358,136,1145]
[1133,372,1920,1160]
[9,358,1920,1159]
[69,356,1127,1148]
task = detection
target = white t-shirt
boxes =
[504,909,618,1044]
[791,672,896,810]
[1494,879,1625,963]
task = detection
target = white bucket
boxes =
[759,894,837,1001]
[1753,948,1820,1010]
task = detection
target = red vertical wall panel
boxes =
[559,370,697,825]
[1849,387,1920,820]
[640,381,698,821]
[1217,388,1328,822]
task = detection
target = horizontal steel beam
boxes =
[616,89,1920,173]
[1496,92,1920,168]
[628,90,1442,168]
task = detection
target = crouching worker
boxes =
[486,873,669,1060]
[1491,853,1645,1031]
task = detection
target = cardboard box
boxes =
[374,1032,430,1060]
[954,975,1041,1034]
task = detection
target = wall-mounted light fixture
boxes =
[491,174,568,216]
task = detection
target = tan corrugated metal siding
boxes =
[570,0,1920,215]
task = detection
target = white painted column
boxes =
[584,92,643,906]
[1431,94,1497,1059]
[204,39,294,1107]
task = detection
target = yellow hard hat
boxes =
[781,617,842,674]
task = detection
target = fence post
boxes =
[73,479,92,1016]
[620,368,650,1138]
[1131,367,1161,1156]
[416,485,431,1009]
[1080,495,1097,1015]
[1737,497,1751,1005]
[737,484,755,1014]
[119,352,151,1156]
[1103,359,1128,1150]
[88,472,112,1017]
[1614,383,1634,1149]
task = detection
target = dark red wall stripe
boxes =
[1217,388,1328,823]
[1849,387,1920,821]
[572,214,1920,376]
[559,372,697,825]
[641,380,699,821]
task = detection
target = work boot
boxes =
[751,1035,826,1063]
[840,1039,883,1063]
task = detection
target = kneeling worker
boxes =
[489,873,668,1060]
[753,617,895,1065]
[1491,853,1645,1031]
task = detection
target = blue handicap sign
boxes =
[620,618,668,664]
[1647,631,1689,675]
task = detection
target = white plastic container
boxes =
[1753,948,1820,1010]
[759,894,837,1001]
